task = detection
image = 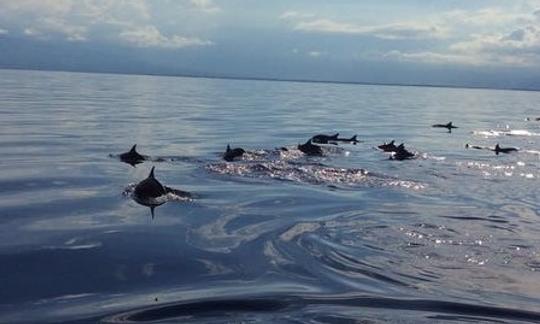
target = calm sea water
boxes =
[1,69,540,323]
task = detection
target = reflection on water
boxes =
[0,69,539,323]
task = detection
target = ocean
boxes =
[1,69,539,323]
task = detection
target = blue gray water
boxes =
[1,69,540,323]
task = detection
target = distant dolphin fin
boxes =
[447,122,452,127]
[226,144,231,152]
[130,144,137,152]
[332,133,339,139]
[390,140,395,145]
[149,166,155,179]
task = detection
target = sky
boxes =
[0,0,540,89]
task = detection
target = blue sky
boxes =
[0,0,539,89]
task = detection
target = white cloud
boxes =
[0,0,73,16]
[442,8,530,27]
[384,23,540,67]
[308,51,323,57]
[79,0,151,26]
[119,25,212,48]
[189,0,220,14]
[294,18,447,40]
[0,0,214,48]
[450,26,540,64]
[384,50,483,66]
[279,11,314,20]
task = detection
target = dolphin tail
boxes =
[149,166,156,178]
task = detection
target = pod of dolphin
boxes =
[117,120,529,216]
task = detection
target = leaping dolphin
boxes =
[119,144,148,166]
[223,144,246,162]
[432,122,458,133]
[378,140,398,152]
[133,166,191,218]
[311,133,360,145]
[298,139,323,156]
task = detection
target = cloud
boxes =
[0,0,214,48]
[119,25,213,48]
[385,23,540,67]
[384,50,483,66]
[0,0,73,16]
[284,14,447,40]
[308,51,323,57]
[31,17,87,41]
[450,26,540,64]
[442,8,530,27]
[189,0,220,14]
[279,11,314,20]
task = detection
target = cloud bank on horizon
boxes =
[0,0,540,88]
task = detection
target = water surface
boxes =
[0,69,540,323]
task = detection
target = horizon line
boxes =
[1,66,539,94]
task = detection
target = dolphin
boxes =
[119,144,147,166]
[311,133,360,145]
[465,143,484,150]
[390,144,415,160]
[432,122,458,132]
[334,134,360,144]
[466,143,518,155]
[378,140,398,152]
[311,133,339,144]
[526,117,540,121]
[492,144,519,155]
[133,166,191,218]
[298,139,323,156]
[223,144,246,162]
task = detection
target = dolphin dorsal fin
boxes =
[495,144,500,150]
[447,122,452,127]
[149,166,155,179]
[390,140,395,145]
[226,144,231,152]
[332,133,339,139]
[130,144,137,153]
[397,143,404,149]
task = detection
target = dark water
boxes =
[1,69,540,323]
